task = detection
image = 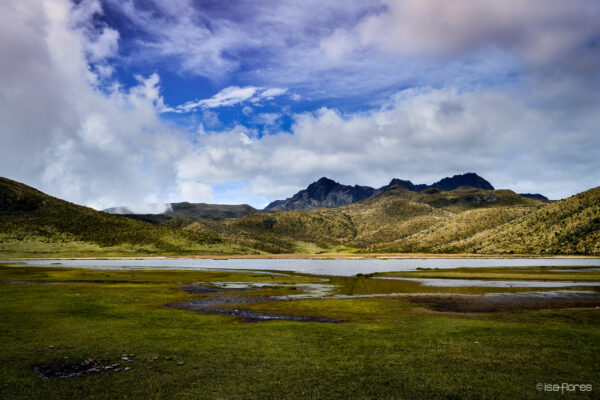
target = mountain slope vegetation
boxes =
[186,187,550,254]
[439,187,600,255]
[0,177,248,257]
[1,176,598,256]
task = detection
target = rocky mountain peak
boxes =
[430,173,494,191]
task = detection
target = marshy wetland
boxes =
[1,259,599,398]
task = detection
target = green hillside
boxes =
[2,176,598,256]
[0,178,249,257]
[439,187,600,255]
[186,187,547,254]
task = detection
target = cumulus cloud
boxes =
[176,180,214,203]
[176,85,600,203]
[1,0,599,211]
[325,0,600,70]
[0,0,188,212]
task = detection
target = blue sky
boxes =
[1,0,600,210]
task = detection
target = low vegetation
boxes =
[441,187,600,255]
[186,187,548,254]
[0,178,254,257]
[1,264,598,399]
[1,177,599,257]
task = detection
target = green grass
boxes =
[186,188,543,254]
[441,187,600,255]
[2,176,599,257]
[0,177,257,257]
[1,265,599,399]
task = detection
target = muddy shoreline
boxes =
[403,293,600,313]
[166,293,342,323]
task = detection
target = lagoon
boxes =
[11,257,600,276]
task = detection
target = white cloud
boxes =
[176,180,214,203]
[329,0,600,71]
[257,88,288,100]
[319,28,357,61]
[166,86,288,113]
[253,113,282,127]
[0,0,188,212]
[1,0,599,211]
[104,0,373,81]
[176,85,600,202]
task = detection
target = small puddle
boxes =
[166,274,600,320]
[196,281,338,298]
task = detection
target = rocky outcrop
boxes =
[265,177,375,211]
[265,173,497,211]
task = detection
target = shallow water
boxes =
[202,276,600,298]
[9,257,600,277]
[211,281,336,298]
[328,276,600,296]
[376,277,600,288]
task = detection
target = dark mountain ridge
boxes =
[265,172,499,211]
[102,173,548,218]
[265,177,376,211]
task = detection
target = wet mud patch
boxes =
[169,294,268,308]
[166,295,342,323]
[404,292,600,313]
[34,358,106,379]
[182,284,251,294]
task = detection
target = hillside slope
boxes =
[188,187,544,253]
[2,176,596,256]
[0,177,247,257]
[439,187,600,255]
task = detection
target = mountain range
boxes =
[104,173,547,217]
[106,202,258,224]
[265,172,499,211]
[2,175,594,257]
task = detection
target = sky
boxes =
[1,0,600,211]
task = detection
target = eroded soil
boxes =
[166,292,342,323]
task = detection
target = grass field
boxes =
[1,263,599,399]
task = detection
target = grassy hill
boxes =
[2,176,598,256]
[0,177,252,257]
[186,187,549,254]
[438,187,600,255]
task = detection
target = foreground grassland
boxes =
[1,265,599,399]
